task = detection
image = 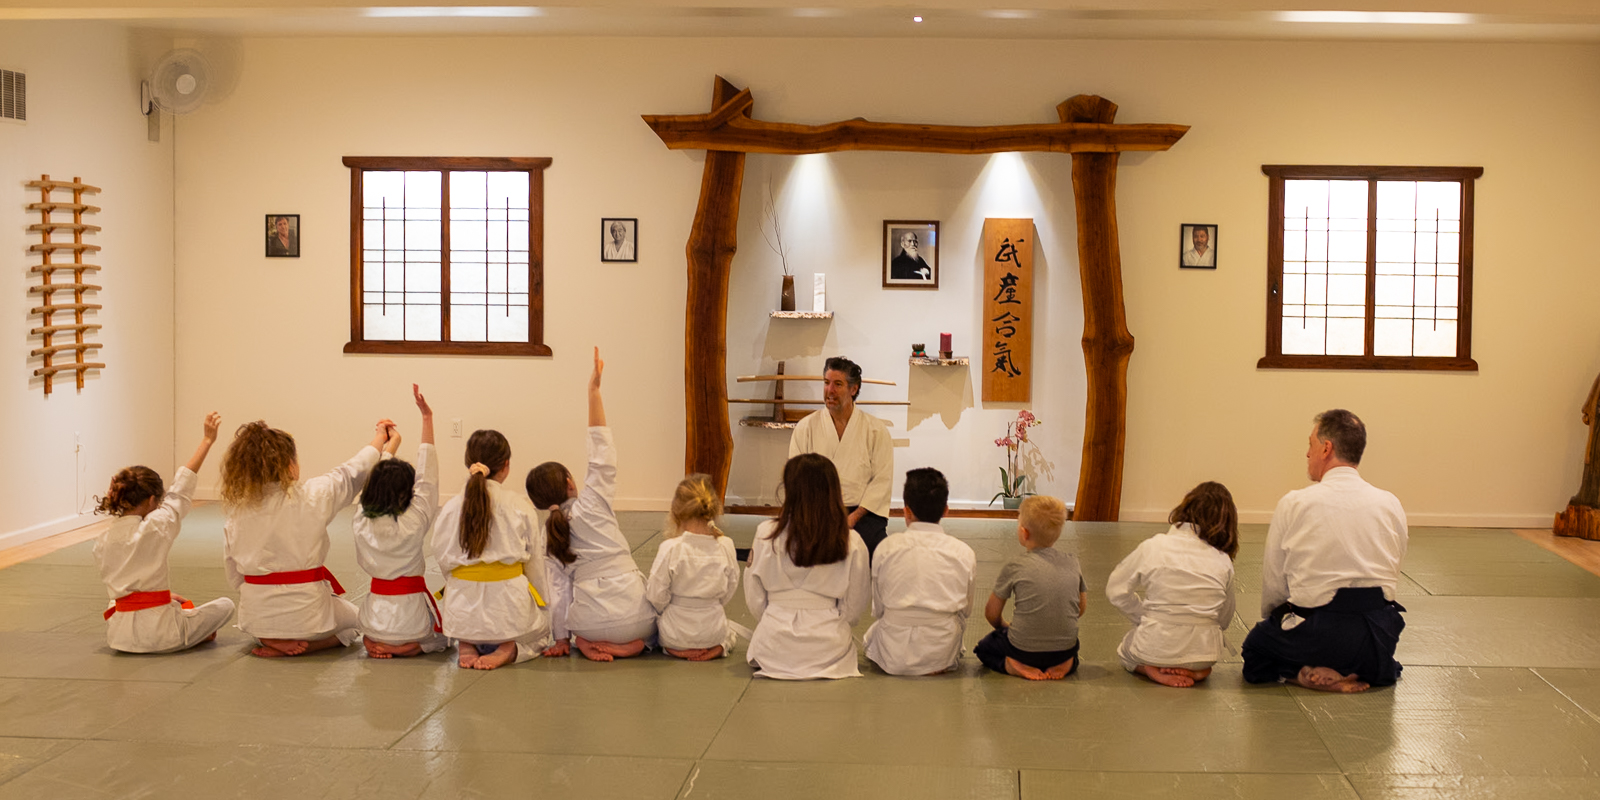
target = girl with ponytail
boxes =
[644,474,744,660]
[527,347,657,662]
[93,412,236,653]
[429,427,551,670]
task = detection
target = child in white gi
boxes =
[646,474,743,660]
[528,348,657,662]
[865,467,976,676]
[221,418,391,658]
[431,428,552,670]
[744,453,871,680]
[355,385,446,659]
[94,412,235,654]
[1106,481,1238,687]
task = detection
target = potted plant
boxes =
[759,179,795,310]
[992,409,1041,509]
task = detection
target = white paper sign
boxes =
[813,273,826,312]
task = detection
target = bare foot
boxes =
[203,631,218,643]
[594,639,647,659]
[365,637,424,659]
[1135,664,1195,687]
[1295,666,1370,693]
[457,641,480,669]
[1042,657,1076,680]
[574,636,614,662]
[473,642,517,670]
[1005,656,1050,681]
[297,636,343,656]
[253,638,308,658]
[666,646,723,661]
[542,640,570,658]
[1159,666,1212,682]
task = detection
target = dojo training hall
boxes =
[6,2,1600,797]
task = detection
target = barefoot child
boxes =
[222,419,389,658]
[430,429,552,670]
[528,348,657,662]
[744,454,871,680]
[645,474,743,661]
[975,496,1086,681]
[355,385,447,659]
[864,467,977,676]
[1106,481,1238,687]
[94,412,236,653]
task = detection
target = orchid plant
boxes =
[992,409,1042,504]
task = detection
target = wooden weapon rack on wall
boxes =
[28,175,104,395]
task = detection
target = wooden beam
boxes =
[736,374,896,385]
[684,76,749,498]
[1066,95,1134,522]
[644,105,1187,155]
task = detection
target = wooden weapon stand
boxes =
[28,175,104,395]
[731,361,905,428]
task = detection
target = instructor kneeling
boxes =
[789,356,894,558]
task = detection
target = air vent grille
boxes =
[0,70,25,122]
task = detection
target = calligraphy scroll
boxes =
[982,218,1035,402]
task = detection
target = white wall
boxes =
[0,23,176,544]
[172,36,1600,526]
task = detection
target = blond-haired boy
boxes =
[975,496,1087,680]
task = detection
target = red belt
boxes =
[243,566,346,595]
[370,575,443,633]
[103,590,195,620]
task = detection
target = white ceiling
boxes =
[4,1,1600,41]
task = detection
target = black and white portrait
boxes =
[266,214,300,258]
[883,220,939,288]
[601,218,637,263]
[1180,223,1217,269]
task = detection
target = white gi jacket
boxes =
[1105,523,1236,670]
[788,409,894,519]
[354,444,445,650]
[744,520,870,679]
[431,478,551,660]
[1260,466,1408,618]
[544,427,656,642]
[95,467,236,653]
[224,446,380,642]
[645,533,741,652]
[864,521,976,676]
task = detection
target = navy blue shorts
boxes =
[975,627,1079,674]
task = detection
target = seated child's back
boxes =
[976,496,1086,680]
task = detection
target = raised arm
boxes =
[414,384,434,445]
[382,423,402,457]
[183,412,222,474]
[588,346,606,427]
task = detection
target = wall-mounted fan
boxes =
[141,49,212,115]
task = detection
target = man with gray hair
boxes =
[789,355,894,557]
[1242,409,1408,693]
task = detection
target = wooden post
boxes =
[683,77,749,497]
[1065,95,1134,522]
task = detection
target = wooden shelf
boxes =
[737,374,895,386]
[31,303,101,315]
[739,419,799,429]
[27,202,101,213]
[31,343,103,357]
[729,399,909,406]
[29,222,101,234]
[770,310,832,319]
[29,242,101,253]
[30,323,102,336]
[30,264,100,274]
[910,356,970,366]
[28,283,100,294]
[26,180,100,193]
[34,363,104,378]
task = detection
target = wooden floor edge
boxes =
[0,519,110,570]
[727,505,1022,520]
[1515,528,1600,578]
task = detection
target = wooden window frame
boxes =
[342,156,552,357]
[1259,164,1481,371]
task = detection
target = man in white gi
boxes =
[789,356,894,556]
[1181,225,1214,267]
[1242,409,1408,693]
[865,468,977,675]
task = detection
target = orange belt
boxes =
[243,566,346,595]
[370,575,443,633]
[103,590,194,620]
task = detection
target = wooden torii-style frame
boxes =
[644,77,1187,521]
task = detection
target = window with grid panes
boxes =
[343,157,551,356]
[1259,165,1480,371]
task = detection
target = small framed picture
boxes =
[1179,223,1216,269]
[266,214,300,258]
[883,220,939,288]
[601,218,638,263]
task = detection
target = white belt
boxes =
[1142,610,1221,627]
[670,595,721,609]
[882,607,960,626]
[768,589,837,610]
[572,553,637,582]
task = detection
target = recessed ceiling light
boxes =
[913,15,923,22]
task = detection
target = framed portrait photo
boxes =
[601,218,638,263]
[1179,223,1217,269]
[266,214,300,258]
[883,220,939,288]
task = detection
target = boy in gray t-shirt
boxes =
[976,496,1087,680]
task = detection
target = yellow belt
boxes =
[437,561,545,607]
